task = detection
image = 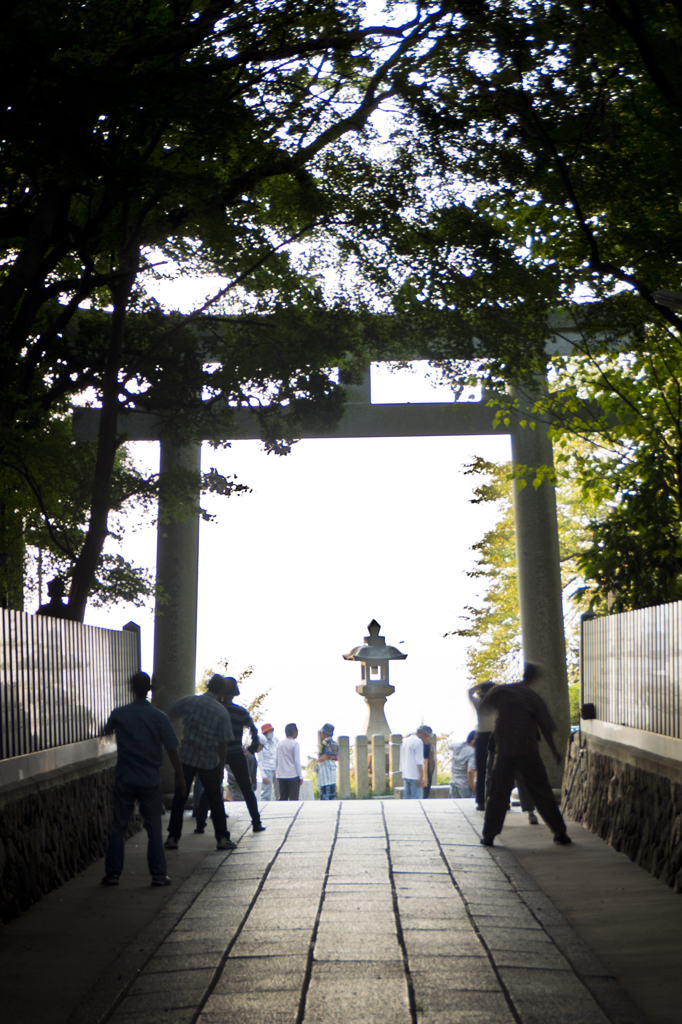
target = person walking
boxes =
[449,730,477,798]
[315,723,338,800]
[400,726,433,799]
[468,681,497,810]
[166,675,236,851]
[257,723,279,800]
[101,672,185,887]
[220,676,266,832]
[276,723,303,800]
[480,663,570,847]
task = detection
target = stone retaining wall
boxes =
[0,756,141,923]
[563,732,682,893]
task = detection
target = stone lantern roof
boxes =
[343,619,407,663]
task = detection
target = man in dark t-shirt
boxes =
[220,676,265,833]
[102,672,185,886]
[480,663,570,847]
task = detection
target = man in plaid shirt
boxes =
[480,663,570,847]
[166,675,236,851]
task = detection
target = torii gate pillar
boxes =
[152,438,201,717]
[511,385,568,786]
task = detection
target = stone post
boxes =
[354,735,369,798]
[371,734,386,794]
[152,437,201,798]
[510,383,569,786]
[338,736,351,799]
[389,734,402,792]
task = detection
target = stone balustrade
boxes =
[336,733,443,799]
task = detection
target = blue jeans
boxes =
[105,780,166,877]
[319,784,336,800]
[403,779,423,800]
[450,784,473,799]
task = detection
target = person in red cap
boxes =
[257,722,279,800]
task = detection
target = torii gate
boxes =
[76,349,572,786]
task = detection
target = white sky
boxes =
[83,363,511,770]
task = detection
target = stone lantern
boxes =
[343,619,407,738]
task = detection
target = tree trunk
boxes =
[0,499,24,611]
[66,248,139,621]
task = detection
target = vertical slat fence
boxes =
[0,609,140,760]
[583,602,682,739]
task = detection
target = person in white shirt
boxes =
[256,723,279,800]
[400,725,433,799]
[276,723,303,800]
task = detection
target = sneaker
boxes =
[194,825,205,834]
[101,873,120,886]
[151,875,172,886]
[216,837,237,851]
[253,824,266,833]
[528,812,539,825]
[480,836,494,847]
[164,837,179,850]
[553,832,572,845]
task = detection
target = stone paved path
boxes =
[72,800,646,1024]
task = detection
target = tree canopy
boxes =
[4,0,682,618]
[364,0,682,609]
[0,0,464,618]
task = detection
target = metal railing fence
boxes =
[582,602,682,739]
[0,609,140,760]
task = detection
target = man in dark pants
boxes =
[101,671,186,886]
[480,663,570,847]
[468,680,496,810]
[208,675,265,833]
[166,675,236,851]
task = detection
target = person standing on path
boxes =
[276,723,303,800]
[315,723,338,800]
[400,725,433,799]
[480,663,570,847]
[449,730,477,799]
[516,775,539,825]
[468,681,497,810]
[101,671,186,887]
[166,675,236,851]
[220,676,266,832]
[257,723,279,800]
[422,730,437,799]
